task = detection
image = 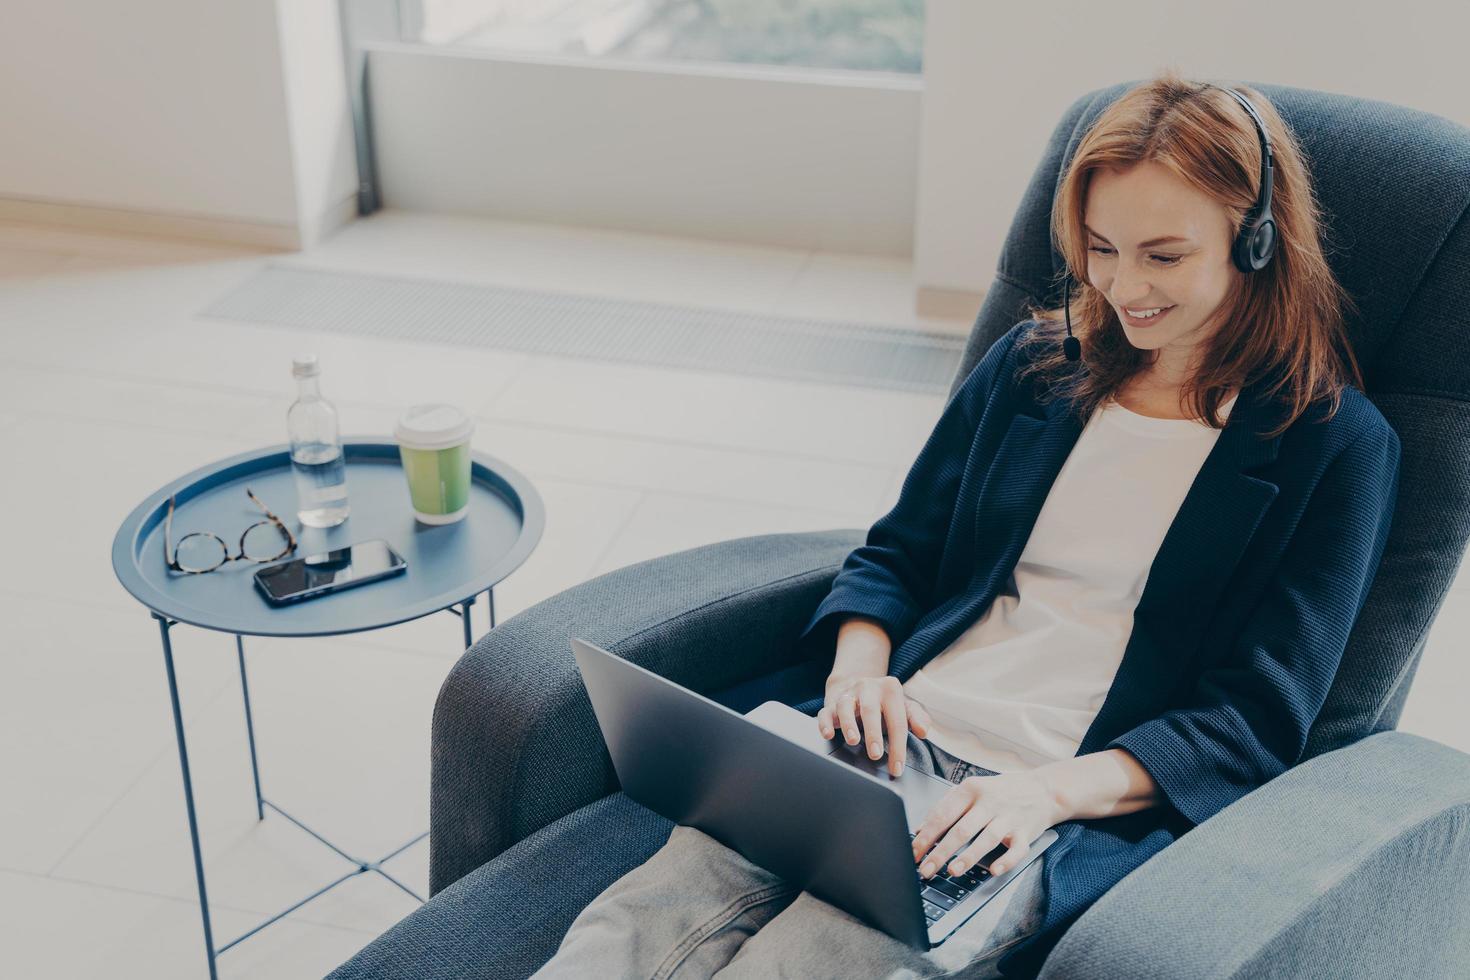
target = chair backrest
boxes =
[955,79,1470,761]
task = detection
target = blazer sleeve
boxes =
[1104,420,1402,828]
[797,319,1030,653]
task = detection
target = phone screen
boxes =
[254,539,406,603]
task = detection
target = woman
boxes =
[533,70,1399,980]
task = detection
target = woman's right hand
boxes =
[817,674,933,777]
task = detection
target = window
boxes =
[403,0,923,73]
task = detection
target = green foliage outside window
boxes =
[609,0,924,73]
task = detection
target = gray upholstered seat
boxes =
[330,80,1470,979]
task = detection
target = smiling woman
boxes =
[1016,69,1363,437]
[512,69,1405,980]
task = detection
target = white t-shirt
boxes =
[900,391,1237,773]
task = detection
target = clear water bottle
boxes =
[288,354,350,528]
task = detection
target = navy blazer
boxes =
[792,319,1401,978]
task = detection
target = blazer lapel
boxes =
[968,392,1085,589]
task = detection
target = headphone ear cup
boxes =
[1234,215,1277,272]
[1250,217,1277,268]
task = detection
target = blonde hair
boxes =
[1017,69,1363,438]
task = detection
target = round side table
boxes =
[111,437,544,980]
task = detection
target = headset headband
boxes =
[1209,84,1278,273]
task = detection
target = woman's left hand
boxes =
[912,771,1064,879]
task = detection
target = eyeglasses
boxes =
[164,487,299,574]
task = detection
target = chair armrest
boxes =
[1039,731,1470,980]
[428,528,863,895]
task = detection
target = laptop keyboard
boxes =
[910,831,992,926]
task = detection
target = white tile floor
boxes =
[1,210,1466,979]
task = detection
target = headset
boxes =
[1063,83,1277,361]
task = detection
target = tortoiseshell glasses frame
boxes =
[164,487,299,574]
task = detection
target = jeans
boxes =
[531,731,1048,980]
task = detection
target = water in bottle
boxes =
[288,354,350,527]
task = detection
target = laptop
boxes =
[569,637,1059,950]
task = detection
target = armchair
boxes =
[331,80,1470,979]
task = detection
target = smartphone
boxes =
[254,539,407,606]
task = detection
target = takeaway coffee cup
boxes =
[394,404,475,525]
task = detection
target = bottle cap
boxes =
[292,354,320,378]
[394,403,475,450]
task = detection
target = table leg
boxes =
[448,589,497,647]
[237,635,265,822]
[155,613,220,980]
[459,594,475,649]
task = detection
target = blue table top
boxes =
[111,437,544,638]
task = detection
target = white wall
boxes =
[275,0,362,246]
[915,0,1470,301]
[6,2,1464,277]
[367,45,920,256]
[0,1,356,248]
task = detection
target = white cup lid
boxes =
[394,403,475,450]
